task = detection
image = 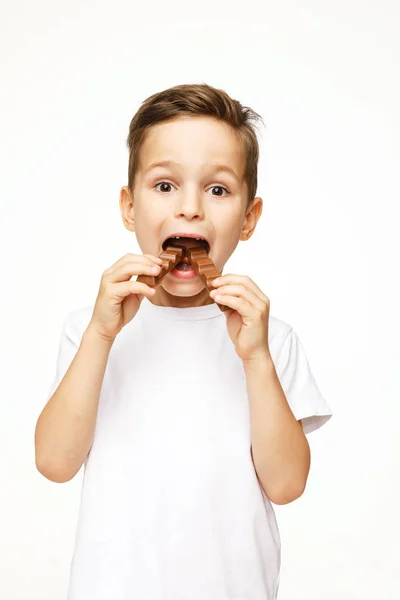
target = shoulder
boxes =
[64,305,94,338]
[268,313,293,357]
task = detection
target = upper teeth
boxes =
[171,236,203,241]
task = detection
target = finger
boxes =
[212,274,268,304]
[112,280,156,300]
[212,293,254,319]
[105,253,162,277]
[210,284,266,313]
[145,253,164,264]
[106,260,161,283]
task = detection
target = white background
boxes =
[1,1,399,598]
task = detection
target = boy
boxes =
[35,83,332,600]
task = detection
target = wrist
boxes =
[84,323,116,347]
[243,350,274,374]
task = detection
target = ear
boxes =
[240,197,263,242]
[119,186,135,231]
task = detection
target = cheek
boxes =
[212,227,241,265]
[218,217,243,244]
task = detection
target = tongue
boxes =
[175,262,194,271]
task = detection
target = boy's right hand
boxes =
[88,253,163,341]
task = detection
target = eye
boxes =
[154,182,229,196]
[154,181,174,193]
[209,185,229,197]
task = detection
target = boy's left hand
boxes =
[210,274,271,364]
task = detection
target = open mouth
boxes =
[161,235,210,277]
[162,236,210,254]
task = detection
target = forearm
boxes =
[244,352,310,505]
[35,325,114,482]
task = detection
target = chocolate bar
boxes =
[136,245,184,286]
[137,243,230,312]
[185,247,230,312]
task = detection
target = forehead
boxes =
[138,116,246,178]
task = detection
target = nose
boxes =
[174,189,205,220]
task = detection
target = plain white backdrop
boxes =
[1,0,399,598]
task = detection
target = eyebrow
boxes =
[144,160,240,182]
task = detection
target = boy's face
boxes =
[120,115,262,308]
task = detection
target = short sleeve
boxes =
[275,328,333,434]
[45,310,82,401]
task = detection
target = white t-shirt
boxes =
[46,297,332,600]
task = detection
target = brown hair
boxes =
[126,83,264,209]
